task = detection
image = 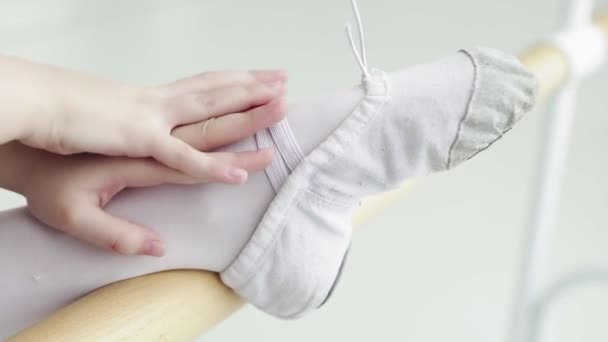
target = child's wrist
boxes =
[4,56,63,143]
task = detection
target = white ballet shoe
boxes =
[220,47,538,318]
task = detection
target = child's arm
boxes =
[0,54,286,183]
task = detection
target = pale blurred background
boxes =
[1,0,607,341]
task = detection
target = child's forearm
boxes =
[0,55,62,144]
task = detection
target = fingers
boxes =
[125,147,272,187]
[114,157,197,186]
[150,69,287,178]
[209,149,274,173]
[160,97,286,180]
[169,81,285,125]
[69,204,166,257]
[172,98,287,151]
[112,151,270,187]
[149,137,248,184]
[164,70,286,95]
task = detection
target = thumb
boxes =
[71,158,204,256]
[71,158,194,256]
[71,203,166,257]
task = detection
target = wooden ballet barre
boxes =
[8,10,608,342]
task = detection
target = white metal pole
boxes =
[507,1,592,341]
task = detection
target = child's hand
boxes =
[0,98,286,257]
[5,53,285,184]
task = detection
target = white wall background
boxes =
[1,1,608,341]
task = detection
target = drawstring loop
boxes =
[345,0,370,79]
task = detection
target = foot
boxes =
[221,47,538,318]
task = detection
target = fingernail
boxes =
[143,239,165,257]
[226,167,248,184]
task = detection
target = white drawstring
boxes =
[345,0,370,78]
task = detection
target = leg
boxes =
[0,48,536,336]
[0,136,274,337]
